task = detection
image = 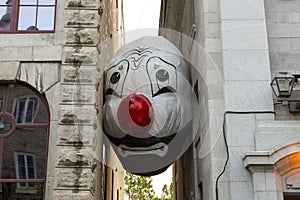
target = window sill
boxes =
[15,188,37,194]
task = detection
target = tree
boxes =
[152,183,174,200]
[160,183,174,200]
[124,172,155,200]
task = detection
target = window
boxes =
[14,96,38,124]
[0,0,56,32]
[14,152,37,191]
[0,82,49,199]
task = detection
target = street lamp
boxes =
[270,72,296,97]
[271,72,300,113]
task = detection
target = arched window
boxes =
[0,81,49,199]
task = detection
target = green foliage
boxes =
[160,183,174,200]
[124,172,174,200]
[124,172,155,200]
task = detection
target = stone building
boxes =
[0,0,124,199]
[160,0,300,200]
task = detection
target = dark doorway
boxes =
[285,195,300,200]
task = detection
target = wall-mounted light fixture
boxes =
[271,72,300,113]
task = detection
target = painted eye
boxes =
[110,72,121,84]
[156,69,169,82]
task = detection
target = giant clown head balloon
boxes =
[103,36,196,176]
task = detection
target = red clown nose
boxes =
[118,94,154,137]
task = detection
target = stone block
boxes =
[55,168,94,189]
[0,61,20,80]
[223,50,271,81]
[66,0,99,8]
[221,0,265,20]
[48,121,58,177]
[59,105,97,125]
[205,22,220,38]
[65,10,99,27]
[65,28,99,45]
[290,13,300,23]
[57,125,95,146]
[54,31,65,45]
[269,53,300,74]
[206,84,224,99]
[265,171,277,191]
[63,46,98,65]
[45,83,61,121]
[0,34,56,47]
[204,13,221,23]
[208,99,225,116]
[203,0,220,12]
[56,146,94,167]
[54,191,93,200]
[33,46,62,61]
[266,13,289,23]
[18,62,61,93]
[45,177,55,200]
[254,191,277,200]
[55,2,65,32]
[267,23,300,38]
[0,46,32,61]
[222,20,268,50]
[228,147,253,182]
[224,81,274,111]
[268,38,291,53]
[230,182,254,200]
[253,172,266,192]
[205,38,222,52]
[255,132,300,151]
[208,52,222,69]
[61,85,96,104]
[265,0,300,13]
[62,65,97,84]
[256,120,300,133]
[226,114,255,147]
[291,38,300,53]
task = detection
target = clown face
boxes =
[103,36,194,176]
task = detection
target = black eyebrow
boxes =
[105,88,122,98]
[153,86,176,97]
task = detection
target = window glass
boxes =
[14,97,39,124]
[8,85,48,124]
[0,115,12,134]
[0,5,11,31]
[37,7,54,30]
[39,0,55,5]
[20,0,37,5]
[0,0,56,32]
[18,6,36,30]
[0,0,8,4]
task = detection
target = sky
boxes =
[123,0,173,197]
[123,0,161,43]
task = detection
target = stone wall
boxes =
[57,0,124,199]
[265,0,300,120]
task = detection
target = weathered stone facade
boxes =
[160,0,300,199]
[0,0,124,199]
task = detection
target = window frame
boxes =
[14,152,37,192]
[0,0,57,34]
[0,100,3,128]
[13,96,39,124]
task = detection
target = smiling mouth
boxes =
[117,142,168,157]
